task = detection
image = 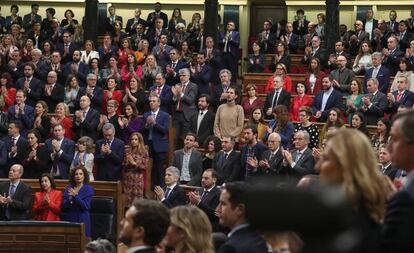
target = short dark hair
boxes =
[31,4,39,8]
[244,124,258,136]
[223,181,250,208]
[39,173,57,190]
[11,5,19,12]
[46,8,56,16]
[132,199,170,246]
[198,94,211,105]
[185,132,197,142]
[204,168,218,179]
[9,121,22,130]
[296,9,304,15]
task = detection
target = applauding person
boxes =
[33,173,62,221]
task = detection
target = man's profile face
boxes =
[216,190,239,228]
[119,206,138,246]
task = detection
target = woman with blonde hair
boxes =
[265,63,293,93]
[164,205,214,253]
[316,128,386,252]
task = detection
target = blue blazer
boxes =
[311,89,344,121]
[63,61,89,87]
[191,63,212,95]
[218,31,240,59]
[148,85,173,114]
[94,138,125,181]
[7,105,34,137]
[140,110,170,153]
[2,136,28,176]
[15,77,43,107]
[364,66,391,93]
[386,90,414,114]
[75,86,104,113]
[45,138,76,179]
[72,107,100,141]
[55,42,80,64]
[165,60,188,85]
[61,184,94,237]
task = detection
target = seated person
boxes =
[154,166,186,209]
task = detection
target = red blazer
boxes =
[61,117,74,140]
[1,88,16,112]
[265,75,293,93]
[102,90,123,115]
[304,71,326,95]
[290,94,313,121]
[33,190,63,221]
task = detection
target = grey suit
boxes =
[171,149,203,186]
[285,148,315,178]
[329,68,355,95]
[358,91,388,125]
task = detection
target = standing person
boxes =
[70,136,95,181]
[7,89,35,137]
[305,57,326,96]
[189,94,215,147]
[32,173,62,221]
[118,199,170,253]
[381,110,414,252]
[146,2,168,30]
[290,83,313,122]
[21,129,50,179]
[141,95,170,188]
[216,182,268,253]
[122,132,149,208]
[264,75,291,120]
[219,21,240,81]
[0,164,32,221]
[118,102,142,144]
[3,122,28,173]
[61,166,94,238]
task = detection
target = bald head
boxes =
[79,95,91,109]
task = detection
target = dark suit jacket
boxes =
[292,19,310,36]
[172,149,203,186]
[364,65,391,93]
[212,150,241,185]
[284,148,315,178]
[72,107,100,141]
[264,89,292,117]
[146,12,168,29]
[191,63,212,95]
[62,61,89,87]
[55,42,80,64]
[7,105,34,137]
[106,15,123,33]
[257,31,276,54]
[311,89,344,121]
[140,110,170,153]
[218,31,240,59]
[45,138,75,179]
[22,13,42,31]
[387,21,399,33]
[358,91,388,125]
[258,148,284,175]
[386,90,414,115]
[15,77,43,107]
[162,185,186,208]
[384,49,404,76]
[0,140,7,171]
[42,83,64,113]
[165,60,188,85]
[125,17,146,36]
[189,110,215,146]
[363,19,378,36]
[329,68,355,95]
[197,186,221,231]
[302,47,328,69]
[131,248,156,253]
[380,164,398,181]
[94,138,125,181]
[172,81,198,121]
[399,31,414,52]
[217,225,268,253]
[381,177,414,252]
[148,85,173,114]
[21,144,51,179]
[285,33,299,53]
[0,181,32,220]
[2,136,28,174]
[75,86,104,113]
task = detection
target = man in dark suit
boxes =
[329,55,355,95]
[282,130,315,181]
[0,140,7,172]
[62,50,89,87]
[253,133,284,176]
[75,73,104,112]
[381,110,414,252]
[72,95,100,141]
[106,5,123,33]
[97,34,118,68]
[189,94,215,146]
[22,4,41,34]
[15,63,43,107]
[7,90,34,137]
[165,48,187,85]
[45,124,75,179]
[257,19,276,54]
[171,132,203,186]
[264,75,291,119]
[408,8,414,33]
[150,33,172,68]
[30,48,48,81]
[302,36,328,69]
[146,2,168,30]
[240,125,268,180]
[42,71,64,113]
[212,69,241,108]
[45,51,65,84]
[188,169,221,231]
[212,136,241,185]
[148,73,173,114]
[94,123,125,181]
[119,199,170,253]
[397,20,414,52]
[130,23,148,50]
[348,20,370,57]
[202,36,221,83]
[364,52,390,93]
[386,76,414,116]
[378,147,398,181]
[363,9,378,40]
[383,36,404,76]
[311,76,343,122]
[216,182,268,253]
[280,22,299,54]
[190,53,212,96]
[125,8,146,36]
[292,9,310,38]
[219,21,240,81]
[141,95,170,188]
[0,164,32,221]
[171,68,198,149]
[55,31,80,64]
[2,122,28,176]
[358,78,388,125]
[386,10,399,33]
[170,23,190,49]
[154,166,186,209]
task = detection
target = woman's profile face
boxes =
[27,133,38,146]
[316,143,343,185]
[164,224,185,249]
[35,103,45,115]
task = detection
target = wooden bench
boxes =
[0,221,86,253]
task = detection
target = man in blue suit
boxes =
[148,73,173,114]
[358,78,388,125]
[190,53,212,96]
[386,76,414,115]
[381,110,414,252]
[55,31,80,64]
[311,76,343,122]
[383,36,404,76]
[45,124,75,179]
[216,182,268,253]
[219,21,240,82]
[7,90,34,137]
[141,95,170,188]
[15,63,43,107]
[75,73,104,113]
[364,52,390,93]
[73,95,100,141]
[280,22,299,54]
[62,50,89,87]
[2,122,28,176]
[94,123,125,181]
[164,48,187,86]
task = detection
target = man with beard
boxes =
[189,94,214,146]
[311,76,343,122]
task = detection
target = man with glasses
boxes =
[43,71,64,112]
[347,20,369,57]
[75,73,103,113]
[302,35,328,69]
[165,48,187,85]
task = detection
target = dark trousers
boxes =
[148,141,167,190]
[222,52,238,82]
[173,112,190,150]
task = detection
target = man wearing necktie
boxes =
[378,147,398,181]
[0,164,32,221]
[358,78,387,125]
[73,95,100,141]
[212,136,241,185]
[383,36,404,76]
[258,19,275,53]
[386,76,414,116]
[154,166,186,209]
[188,169,221,231]
[282,131,315,180]
[219,21,240,82]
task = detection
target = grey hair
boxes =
[296,130,310,143]
[268,132,281,142]
[166,166,180,179]
[31,48,42,55]
[394,109,414,144]
[84,239,115,253]
[178,68,190,76]
[367,78,379,86]
[87,73,97,80]
[102,122,115,132]
[371,52,383,59]
[219,69,232,79]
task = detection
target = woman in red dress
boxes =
[265,63,292,93]
[241,83,263,118]
[33,173,63,221]
[304,57,326,95]
[290,83,313,122]
[102,77,122,115]
[50,102,74,140]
